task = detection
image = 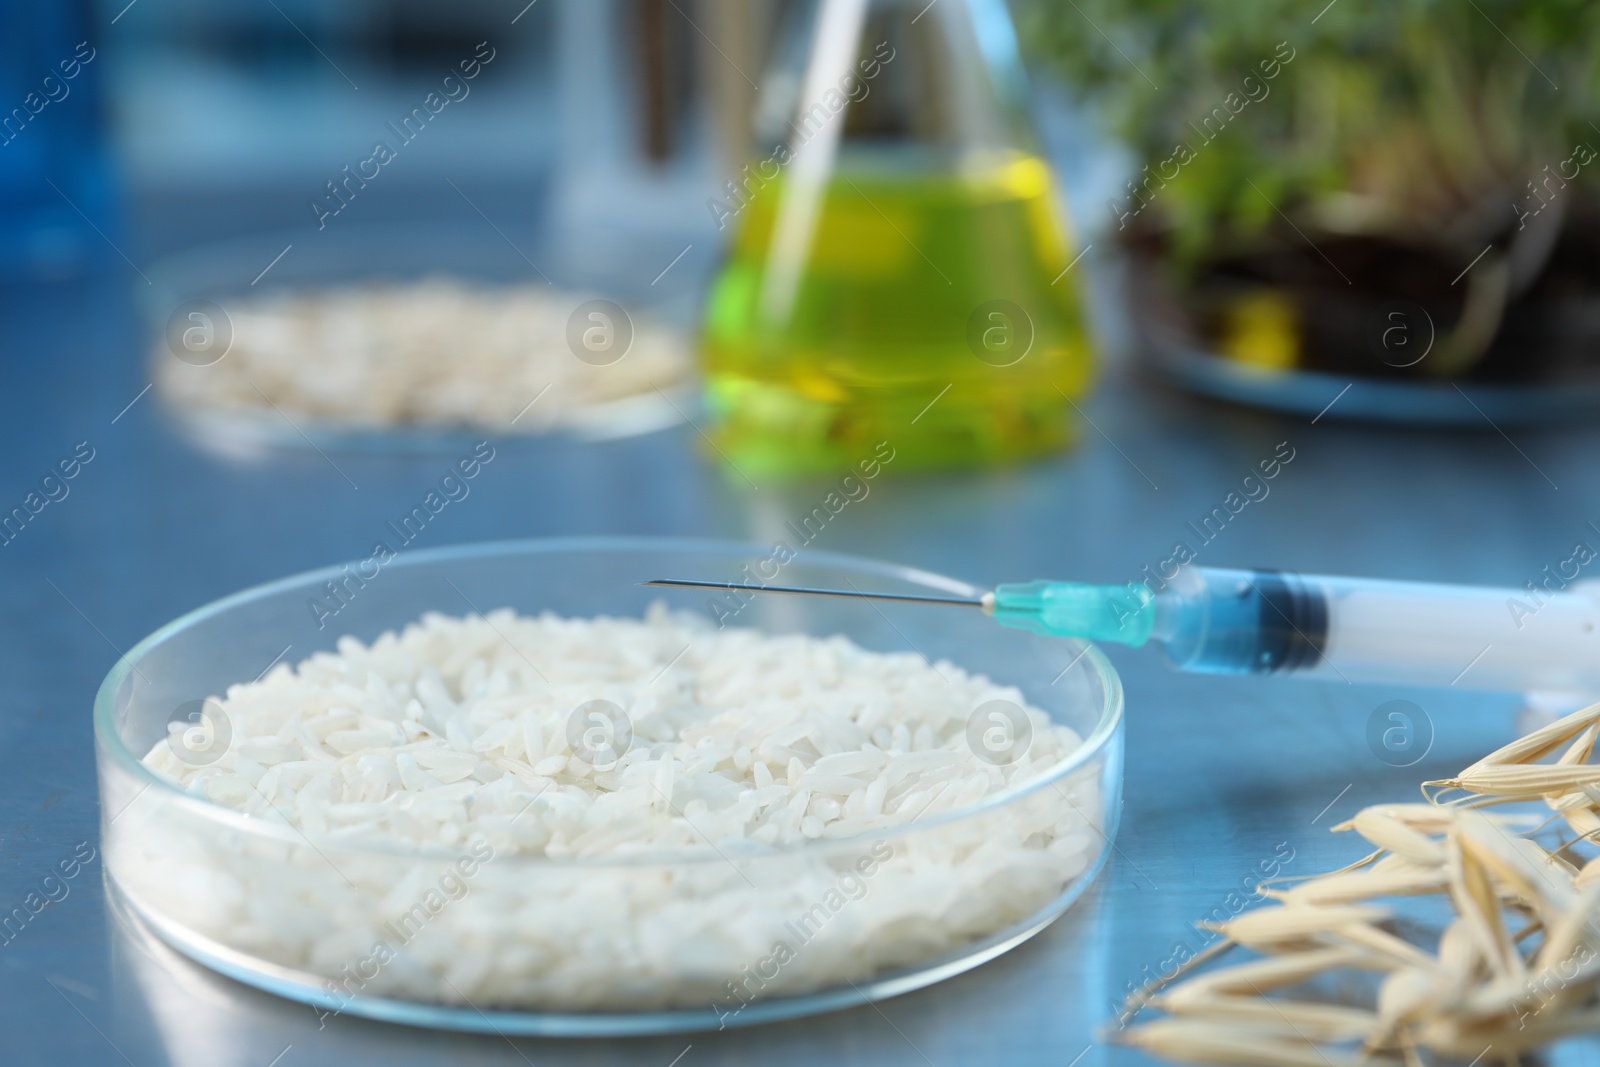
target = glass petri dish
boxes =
[95,538,1123,1035]
[141,223,708,455]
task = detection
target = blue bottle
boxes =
[0,0,118,278]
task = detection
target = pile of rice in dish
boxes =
[154,279,688,432]
[118,606,1105,1014]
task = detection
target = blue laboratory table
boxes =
[2,248,1598,1066]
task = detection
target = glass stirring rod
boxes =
[644,568,1600,693]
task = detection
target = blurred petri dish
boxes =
[141,223,707,455]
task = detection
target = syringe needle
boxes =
[640,578,988,608]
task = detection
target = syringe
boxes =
[645,568,1600,693]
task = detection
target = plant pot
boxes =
[1124,217,1600,425]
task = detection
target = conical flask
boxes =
[701,0,1094,474]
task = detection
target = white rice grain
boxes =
[125,606,1106,1013]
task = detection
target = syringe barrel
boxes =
[1156,567,1600,692]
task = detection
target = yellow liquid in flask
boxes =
[703,154,1094,474]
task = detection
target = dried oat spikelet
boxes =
[1427,763,1600,799]
[1118,1019,1368,1067]
[1371,965,1450,1055]
[1201,904,1390,952]
[1119,701,1600,1067]
[1155,947,1372,1007]
[1155,996,1379,1043]
[1333,807,1447,865]
[1462,702,1600,773]
[1272,865,1448,907]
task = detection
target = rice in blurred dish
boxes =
[155,279,690,432]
